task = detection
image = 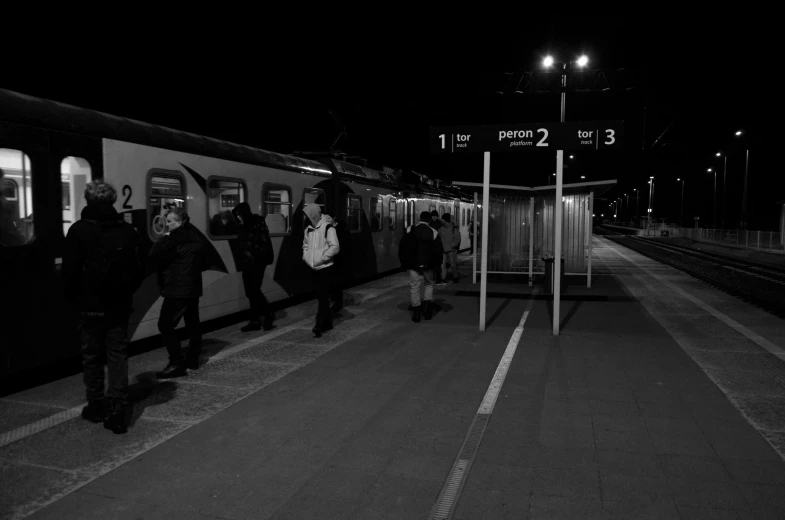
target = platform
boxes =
[1,237,785,519]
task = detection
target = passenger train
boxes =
[0,88,474,390]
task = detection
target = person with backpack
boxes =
[149,207,207,378]
[399,211,443,322]
[302,204,339,337]
[438,213,462,283]
[62,180,143,434]
[322,210,352,313]
[232,202,274,332]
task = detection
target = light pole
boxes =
[625,193,629,223]
[707,167,716,228]
[736,130,750,229]
[634,188,639,226]
[648,176,654,227]
[716,152,727,228]
[543,53,588,336]
[677,178,685,226]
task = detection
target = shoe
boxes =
[186,357,200,370]
[81,399,109,423]
[312,327,323,338]
[103,403,128,434]
[241,321,262,332]
[452,279,460,284]
[330,303,343,314]
[156,364,187,379]
[436,281,448,286]
[262,314,274,331]
[423,301,433,320]
[412,305,421,323]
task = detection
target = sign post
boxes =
[431,121,623,334]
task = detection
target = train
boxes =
[0,88,475,390]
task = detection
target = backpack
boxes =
[246,217,274,266]
[82,221,141,307]
[398,227,417,269]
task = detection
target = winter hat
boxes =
[303,204,322,226]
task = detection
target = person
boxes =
[429,210,446,284]
[62,180,143,434]
[149,207,207,378]
[323,210,351,313]
[468,218,474,252]
[401,211,442,322]
[0,167,23,246]
[302,204,339,337]
[438,213,462,283]
[232,202,274,332]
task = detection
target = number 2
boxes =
[605,129,616,145]
[536,128,549,147]
[122,185,133,209]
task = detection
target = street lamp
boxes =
[633,188,639,225]
[677,178,685,226]
[648,176,655,227]
[543,54,589,123]
[707,167,716,228]
[715,151,728,228]
[736,129,750,229]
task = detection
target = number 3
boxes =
[605,129,616,145]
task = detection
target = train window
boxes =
[388,198,397,230]
[262,183,291,235]
[0,148,34,246]
[369,196,382,232]
[439,205,446,217]
[347,194,362,232]
[303,187,325,208]
[429,204,436,214]
[61,157,92,236]
[148,171,186,241]
[207,177,246,239]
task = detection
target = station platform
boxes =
[2,236,785,520]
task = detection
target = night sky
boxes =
[3,14,776,228]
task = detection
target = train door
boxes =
[0,122,54,385]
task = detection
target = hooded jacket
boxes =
[149,220,207,298]
[232,202,272,270]
[62,203,142,314]
[438,220,461,252]
[302,204,339,270]
[409,221,442,269]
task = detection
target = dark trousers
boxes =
[157,297,201,365]
[242,267,268,323]
[313,265,335,331]
[78,313,129,406]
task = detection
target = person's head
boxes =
[430,210,439,221]
[303,203,322,226]
[166,207,189,232]
[419,211,431,222]
[231,202,252,226]
[84,180,117,206]
[442,213,451,223]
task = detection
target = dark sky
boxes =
[3,13,776,228]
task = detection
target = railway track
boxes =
[595,226,785,317]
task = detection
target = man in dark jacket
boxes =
[232,202,274,332]
[404,211,443,322]
[62,180,143,434]
[429,210,446,284]
[149,207,207,378]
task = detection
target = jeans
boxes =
[409,268,434,306]
[441,250,458,280]
[158,297,201,364]
[78,313,129,406]
[242,267,268,323]
[313,265,335,331]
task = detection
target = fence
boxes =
[674,228,785,254]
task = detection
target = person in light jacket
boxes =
[302,204,340,337]
[438,213,462,283]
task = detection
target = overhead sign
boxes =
[430,121,624,154]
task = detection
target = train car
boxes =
[0,88,471,389]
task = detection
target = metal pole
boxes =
[553,62,566,336]
[479,152,490,331]
[587,190,593,288]
[473,191,478,284]
[713,170,717,228]
[722,155,727,228]
[528,196,534,287]
[741,149,749,229]
[680,181,684,227]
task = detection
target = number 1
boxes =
[439,134,445,149]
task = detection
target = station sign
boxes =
[430,121,624,154]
